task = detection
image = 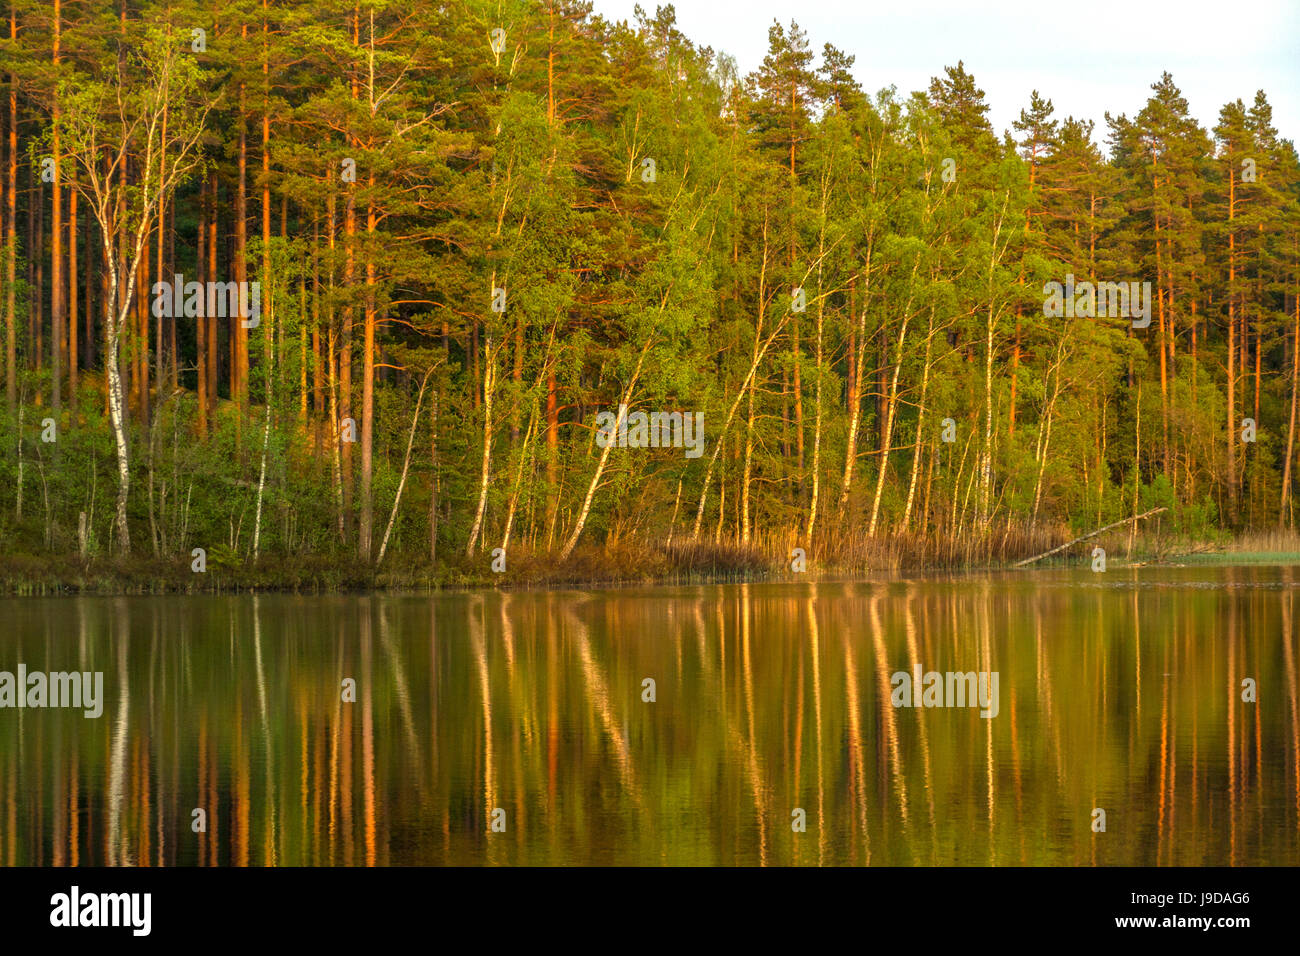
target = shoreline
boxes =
[3,535,1296,596]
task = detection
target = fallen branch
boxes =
[1012,507,1168,568]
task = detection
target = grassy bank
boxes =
[3,523,1296,595]
[0,540,773,595]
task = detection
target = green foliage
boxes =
[1,2,1299,582]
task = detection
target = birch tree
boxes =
[56,25,210,553]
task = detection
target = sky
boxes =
[589,0,1300,149]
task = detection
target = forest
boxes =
[0,0,1298,588]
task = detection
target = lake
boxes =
[1,565,1297,865]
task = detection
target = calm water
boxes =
[1,566,1298,866]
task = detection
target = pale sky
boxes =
[590,0,1300,149]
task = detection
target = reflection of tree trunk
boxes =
[570,606,642,803]
[1281,576,1300,831]
[1228,607,1238,866]
[197,719,208,865]
[361,606,376,866]
[470,597,496,862]
[738,590,768,865]
[903,594,938,858]
[868,594,910,830]
[251,595,276,864]
[807,593,827,864]
[841,627,870,863]
[107,613,130,865]
[979,587,995,860]
[340,629,353,866]
[328,629,342,864]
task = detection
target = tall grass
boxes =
[6,519,1298,596]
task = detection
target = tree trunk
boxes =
[251,286,273,560]
[807,254,824,540]
[464,319,497,556]
[1281,284,1299,526]
[235,41,249,432]
[378,370,434,565]
[196,167,207,437]
[545,366,558,547]
[1227,192,1238,524]
[501,400,538,554]
[359,188,376,560]
[902,303,935,531]
[206,171,218,412]
[68,172,77,411]
[51,0,63,414]
[5,32,16,410]
[341,171,355,542]
[106,288,131,553]
[837,240,875,516]
[867,261,919,536]
[560,334,654,560]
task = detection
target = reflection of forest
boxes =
[2,567,1297,866]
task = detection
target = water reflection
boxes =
[1,565,1297,865]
